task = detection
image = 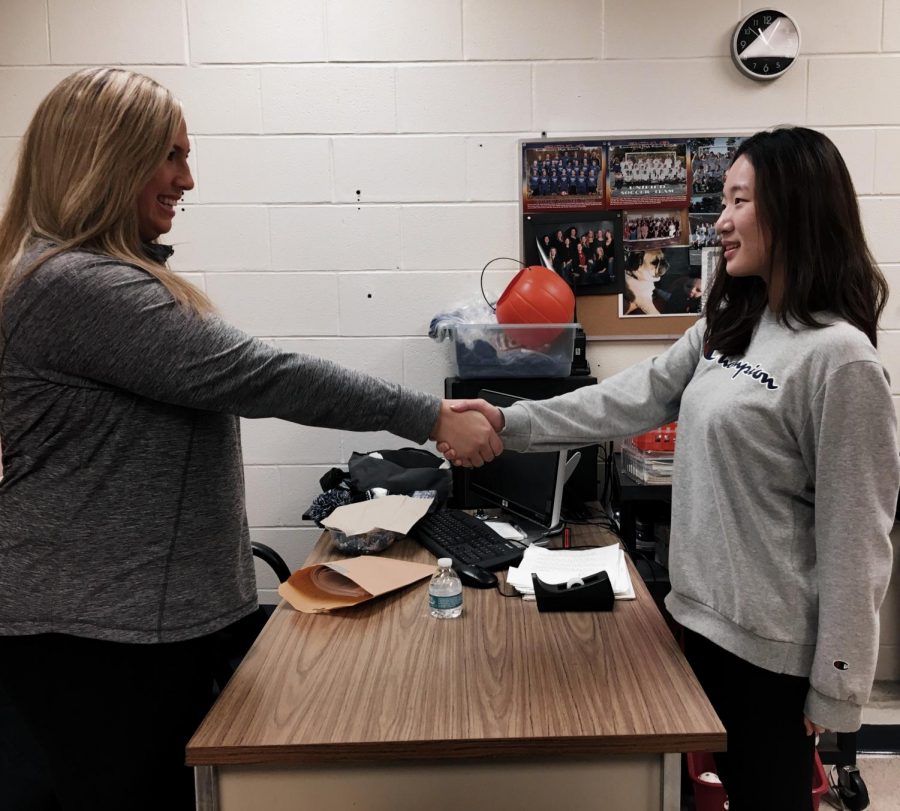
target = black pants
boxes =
[0,621,260,811]
[684,628,816,811]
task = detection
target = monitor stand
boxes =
[473,508,562,545]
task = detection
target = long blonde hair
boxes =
[0,67,212,314]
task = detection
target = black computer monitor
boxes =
[467,390,569,534]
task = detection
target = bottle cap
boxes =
[437,557,452,568]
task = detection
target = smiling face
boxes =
[136,119,193,241]
[716,154,771,281]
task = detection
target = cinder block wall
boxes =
[1,0,898,675]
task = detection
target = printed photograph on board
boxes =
[522,211,623,296]
[689,192,722,214]
[688,212,720,275]
[606,139,688,209]
[522,140,607,212]
[689,213,721,249]
[689,136,743,196]
[700,246,722,310]
[623,209,689,248]
[620,246,701,317]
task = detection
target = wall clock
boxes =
[731,8,800,80]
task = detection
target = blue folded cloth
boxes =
[455,339,567,376]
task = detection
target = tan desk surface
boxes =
[187,524,724,767]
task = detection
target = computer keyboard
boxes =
[410,509,528,572]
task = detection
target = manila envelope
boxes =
[278,555,436,614]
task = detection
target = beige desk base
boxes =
[196,753,681,811]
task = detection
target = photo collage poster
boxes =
[520,136,744,319]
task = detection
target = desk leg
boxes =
[195,766,220,811]
[661,753,680,811]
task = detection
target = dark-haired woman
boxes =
[440,126,898,810]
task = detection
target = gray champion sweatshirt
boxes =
[0,245,439,643]
[500,312,897,732]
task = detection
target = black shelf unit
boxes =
[601,453,675,618]
[611,454,672,552]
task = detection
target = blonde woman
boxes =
[0,68,499,810]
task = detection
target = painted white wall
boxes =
[1,0,898,673]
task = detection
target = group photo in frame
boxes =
[522,210,624,297]
[522,139,607,213]
[606,139,689,209]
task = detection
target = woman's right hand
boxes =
[430,400,502,467]
[435,400,504,462]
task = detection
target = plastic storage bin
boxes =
[687,750,828,811]
[450,323,576,379]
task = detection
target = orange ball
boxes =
[495,266,575,348]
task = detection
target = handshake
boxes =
[429,399,505,467]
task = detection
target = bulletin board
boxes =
[520,134,745,339]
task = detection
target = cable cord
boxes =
[479,256,525,312]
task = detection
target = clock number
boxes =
[763,14,773,24]
[775,61,782,69]
[763,63,770,73]
[740,39,747,48]
[744,26,753,36]
[751,61,758,70]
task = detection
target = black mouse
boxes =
[454,563,498,589]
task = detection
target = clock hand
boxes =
[757,27,769,46]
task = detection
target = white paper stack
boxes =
[506,544,635,600]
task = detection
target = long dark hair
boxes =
[703,127,887,353]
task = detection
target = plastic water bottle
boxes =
[429,558,463,619]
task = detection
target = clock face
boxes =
[732,9,800,80]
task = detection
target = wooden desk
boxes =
[187,525,724,811]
